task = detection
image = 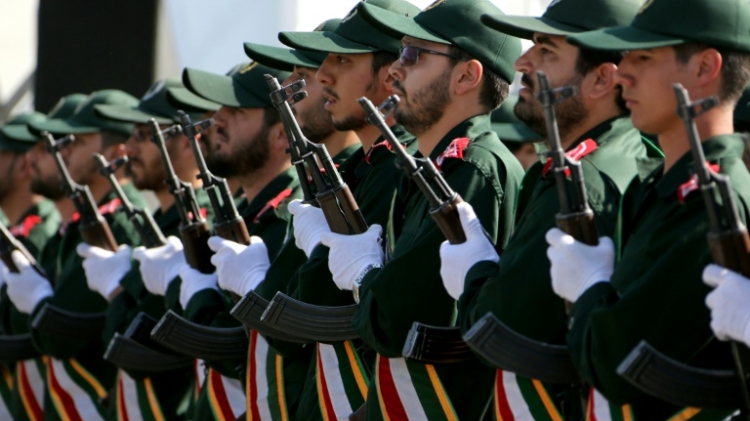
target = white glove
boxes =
[289,200,331,257]
[703,264,750,346]
[76,243,131,299]
[5,250,53,314]
[545,228,614,303]
[208,236,270,296]
[320,224,384,291]
[0,260,7,290]
[132,236,187,296]
[439,202,498,300]
[178,265,218,309]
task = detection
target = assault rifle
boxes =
[147,119,248,361]
[0,224,45,362]
[618,85,750,414]
[94,154,166,248]
[462,71,582,382]
[32,133,112,340]
[359,96,472,364]
[232,76,367,342]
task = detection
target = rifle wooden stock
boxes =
[556,209,598,246]
[0,224,46,276]
[708,230,750,277]
[214,221,251,246]
[431,197,466,245]
[333,184,368,234]
[317,191,352,235]
[180,221,214,274]
[78,218,118,252]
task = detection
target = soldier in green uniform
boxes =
[4,90,147,420]
[134,62,299,420]
[74,78,219,421]
[436,0,650,419]
[306,0,524,418]
[0,111,64,421]
[212,4,419,418]
[490,95,542,171]
[543,0,750,418]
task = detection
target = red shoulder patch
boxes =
[365,140,393,164]
[253,188,293,224]
[542,138,598,178]
[434,137,470,171]
[678,163,720,204]
[10,215,42,238]
[69,198,122,224]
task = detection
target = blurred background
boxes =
[0,0,550,119]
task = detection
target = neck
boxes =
[417,104,484,157]
[55,198,76,221]
[86,176,114,205]
[154,188,175,212]
[320,130,360,158]
[559,104,622,151]
[238,160,291,205]
[659,106,734,173]
[1,186,40,225]
[226,177,242,197]
[354,113,396,152]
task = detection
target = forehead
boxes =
[531,32,568,47]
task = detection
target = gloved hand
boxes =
[546,228,614,303]
[320,224,383,291]
[289,200,331,257]
[77,243,131,299]
[439,202,498,300]
[178,265,218,309]
[5,250,52,314]
[0,260,7,290]
[208,235,270,296]
[132,236,186,296]
[703,264,750,346]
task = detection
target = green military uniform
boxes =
[460,117,652,419]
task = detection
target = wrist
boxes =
[352,263,381,302]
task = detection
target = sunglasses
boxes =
[398,45,460,67]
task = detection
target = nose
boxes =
[614,56,634,88]
[213,107,230,128]
[125,136,138,157]
[389,59,405,84]
[514,47,535,79]
[316,54,335,86]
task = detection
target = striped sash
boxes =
[17,359,45,421]
[493,370,563,421]
[375,355,458,421]
[316,341,369,420]
[46,357,107,421]
[0,363,13,420]
[207,368,245,421]
[246,330,288,420]
[115,370,166,421]
[195,359,206,400]
[586,387,733,421]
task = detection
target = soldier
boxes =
[544,0,750,417]
[218,3,420,418]
[489,95,542,170]
[0,110,65,421]
[75,78,219,420]
[307,0,524,418]
[4,90,147,420]
[436,0,650,418]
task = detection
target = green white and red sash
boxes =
[0,363,13,420]
[195,359,206,401]
[586,387,733,421]
[17,359,45,421]
[374,355,459,421]
[46,357,107,421]
[206,368,245,421]
[315,341,369,420]
[493,370,563,420]
[115,370,166,421]
[245,330,288,420]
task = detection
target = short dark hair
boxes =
[371,50,398,75]
[447,45,509,111]
[674,42,750,105]
[100,130,128,149]
[575,47,628,113]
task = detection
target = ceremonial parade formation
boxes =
[2,0,750,419]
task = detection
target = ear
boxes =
[268,122,288,151]
[583,62,618,100]
[17,154,33,180]
[454,59,483,96]
[693,48,722,87]
[377,63,394,93]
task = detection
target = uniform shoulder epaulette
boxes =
[61,197,122,235]
[434,137,470,171]
[678,163,720,204]
[542,138,598,178]
[253,188,293,224]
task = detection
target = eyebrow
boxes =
[534,35,559,48]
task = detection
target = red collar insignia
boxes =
[10,214,42,238]
[678,163,720,204]
[434,137,470,171]
[365,140,393,164]
[542,139,598,178]
[253,188,293,224]
[61,198,122,236]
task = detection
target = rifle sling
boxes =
[463,313,579,384]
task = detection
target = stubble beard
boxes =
[393,69,452,137]
[514,73,586,140]
[206,126,271,178]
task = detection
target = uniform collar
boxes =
[427,113,493,161]
[241,167,300,217]
[655,133,744,198]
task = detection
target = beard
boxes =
[297,98,335,143]
[514,73,586,140]
[393,69,452,137]
[126,158,167,191]
[31,172,65,200]
[206,126,271,178]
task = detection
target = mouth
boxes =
[322,89,339,110]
